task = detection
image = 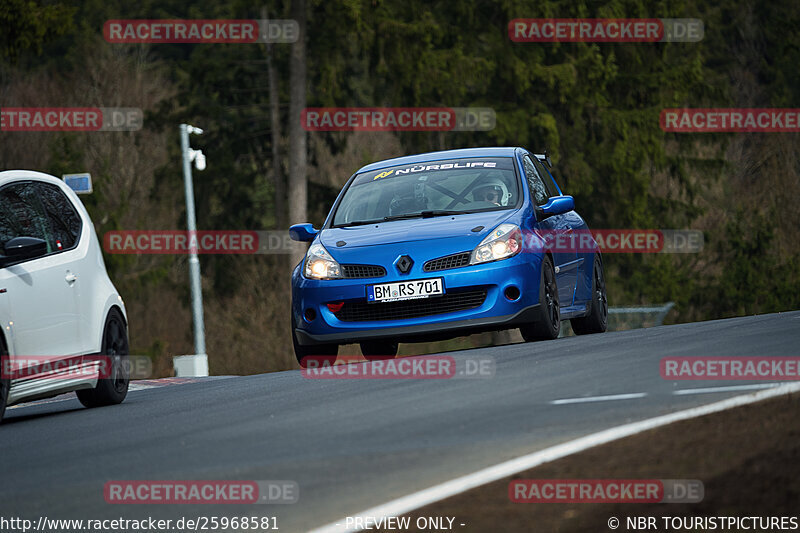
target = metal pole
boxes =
[178,123,208,376]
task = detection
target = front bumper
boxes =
[292,254,542,345]
[294,303,541,345]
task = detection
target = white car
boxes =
[0,170,129,421]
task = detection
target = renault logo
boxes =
[395,255,414,274]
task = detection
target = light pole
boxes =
[174,123,208,377]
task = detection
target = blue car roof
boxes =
[356,147,522,173]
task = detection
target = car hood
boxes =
[320,210,515,250]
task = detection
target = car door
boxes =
[34,181,90,353]
[522,154,578,306]
[0,181,83,371]
[532,157,586,306]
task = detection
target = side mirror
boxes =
[289,223,319,242]
[536,196,575,220]
[0,236,49,267]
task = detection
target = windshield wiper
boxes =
[337,211,467,227]
[335,219,383,228]
[421,210,465,218]
[383,210,465,222]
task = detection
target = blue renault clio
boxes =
[289,147,607,365]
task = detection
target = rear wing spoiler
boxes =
[533,152,552,168]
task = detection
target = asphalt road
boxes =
[2,311,799,532]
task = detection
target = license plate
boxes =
[367,278,445,303]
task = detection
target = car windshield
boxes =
[331,157,519,227]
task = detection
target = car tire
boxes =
[0,338,9,423]
[520,255,560,342]
[292,313,338,368]
[570,255,608,335]
[360,341,399,360]
[76,308,130,408]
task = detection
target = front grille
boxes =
[335,289,487,322]
[423,252,471,272]
[341,264,386,279]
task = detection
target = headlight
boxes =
[471,223,522,264]
[304,242,342,279]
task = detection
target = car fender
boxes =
[95,294,128,353]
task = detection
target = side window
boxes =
[532,157,560,198]
[34,183,82,250]
[0,181,82,257]
[0,183,52,253]
[522,155,548,205]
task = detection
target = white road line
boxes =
[673,383,781,395]
[551,392,646,405]
[6,396,72,409]
[310,382,800,533]
[128,383,158,391]
[7,379,207,410]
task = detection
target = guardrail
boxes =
[609,302,675,326]
[560,301,675,337]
